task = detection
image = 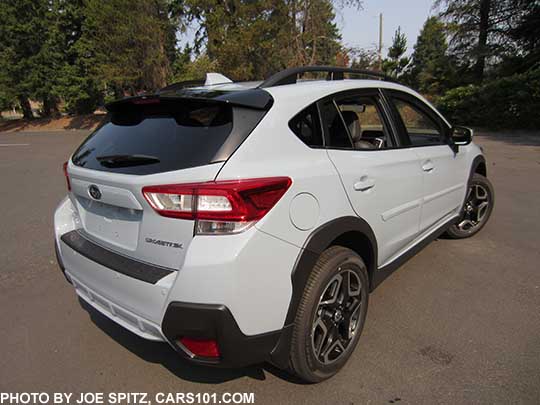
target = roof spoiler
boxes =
[105,90,273,113]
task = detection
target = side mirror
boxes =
[451,126,473,146]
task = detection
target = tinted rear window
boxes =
[289,104,324,147]
[72,99,263,175]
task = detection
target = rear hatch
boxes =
[67,95,269,269]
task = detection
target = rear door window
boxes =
[334,94,395,150]
[72,99,264,175]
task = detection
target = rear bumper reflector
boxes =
[60,230,174,284]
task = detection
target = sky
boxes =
[178,0,437,58]
[338,0,437,56]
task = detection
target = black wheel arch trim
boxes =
[289,216,378,312]
[458,154,487,215]
[470,154,487,181]
[269,216,378,368]
[269,213,460,368]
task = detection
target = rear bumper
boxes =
[54,196,299,368]
[60,230,174,284]
[161,302,286,367]
[54,243,286,366]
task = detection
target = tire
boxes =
[445,173,494,239]
[288,246,369,383]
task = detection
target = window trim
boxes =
[317,97,353,149]
[317,88,402,152]
[383,89,452,149]
[332,98,355,148]
[288,101,327,149]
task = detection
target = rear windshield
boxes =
[72,99,264,175]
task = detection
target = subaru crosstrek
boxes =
[54,66,494,382]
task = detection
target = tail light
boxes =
[63,161,71,191]
[142,177,292,235]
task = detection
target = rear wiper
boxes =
[96,154,160,168]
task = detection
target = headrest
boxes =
[340,111,362,141]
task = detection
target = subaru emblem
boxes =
[88,185,102,200]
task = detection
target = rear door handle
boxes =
[354,177,375,191]
[422,160,434,172]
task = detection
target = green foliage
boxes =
[349,48,379,70]
[0,0,55,117]
[51,0,101,114]
[79,0,172,94]
[435,0,524,81]
[509,0,540,72]
[407,17,454,95]
[291,0,343,67]
[1,0,538,132]
[437,68,540,129]
[0,0,354,114]
[172,50,218,82]
[383,27,410,78]
[0,0,174,115]
[207,0,292,80]
[170,0,350,80]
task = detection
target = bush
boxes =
[436,69,540,129]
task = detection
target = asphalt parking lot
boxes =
[0,130,539,404]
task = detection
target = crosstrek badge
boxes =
[145,237,183,249]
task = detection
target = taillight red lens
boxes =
[63,161,71,191]
[142,177,292,222]
[178,337,220,358]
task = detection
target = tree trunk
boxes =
[42,96,52,117]
[474,0,490,81]
[113,85,124,100]
[44,96,60,118]
[18,96,33,119]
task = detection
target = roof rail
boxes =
[158,78,205,93]
[259,66,394,88]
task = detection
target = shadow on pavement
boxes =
[0,114,104,132]
[79,298,306,385]
[476,130,540,147]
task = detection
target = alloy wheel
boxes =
[311,268,363,364]
[457,183,490,232]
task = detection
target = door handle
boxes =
[422,160,434,172]
[354,177,375,191]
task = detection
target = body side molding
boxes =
[371,216,457,289]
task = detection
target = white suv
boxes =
[54,67,494,382]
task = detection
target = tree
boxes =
[78,0,172,97]
[349,47,379,70]
[170,0,362,80]
[509,0,540,71]
[171,48,218,81]
[435,0,523,81]
[382,27,410,78]
[286,0,344,68]
[0,0,56,118]
[408,17,453,94]
[49,0,102,114]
